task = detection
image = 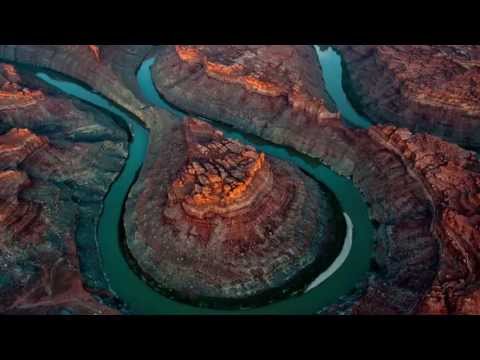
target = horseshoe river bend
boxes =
[28,46,375,314]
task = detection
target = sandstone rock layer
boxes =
[2,45,479,314]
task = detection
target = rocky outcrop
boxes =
[314,125,480,315]
[333,45,480,149]
[0,45,177,132]
[0,63,128,314]
[153,45,340,145]
[2,44,478,315]
[124,117,344,308]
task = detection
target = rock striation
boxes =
[124,117,344,307]
[0,45,176,131]
[333,45,480,149]
[0,63,128,314]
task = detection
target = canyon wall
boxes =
[0,63,128,314]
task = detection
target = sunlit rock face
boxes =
[88,45,101,63]
[153,45,340,148]
[124,117,343,307]
[334,45,480,149]
[0,63,128,314]
[166,119,273,220]
[0,129,46,247]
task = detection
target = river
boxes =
[34,46,374,314]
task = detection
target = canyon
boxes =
[0,44,478,314]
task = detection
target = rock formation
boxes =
[153,45,340,143]
[2,44,479,315]
[370,127,480,314]
[0,63,128,314]
[124,117,344,307]
[150,45,480,314]
[333,45,480,149]
[0,45,149,120]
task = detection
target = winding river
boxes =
[35,46,374,314]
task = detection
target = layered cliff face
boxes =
[153,45,340,147]
[334,45,480,149]
[0,63,128,314]
[124,117,343,307]
[318,124,480,314]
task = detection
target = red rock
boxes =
[371,126,480,314]
[150,45,443,313]
[0,128,48,169]
[124,117,343,306]
[88,45,101,63]
[3,44,479,315]
[0,63,128,314]
[153,45,340,147]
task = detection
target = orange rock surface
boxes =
[88,45,101,63]
[168,119,272,217]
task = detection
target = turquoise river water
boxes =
[35,46,374,314]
